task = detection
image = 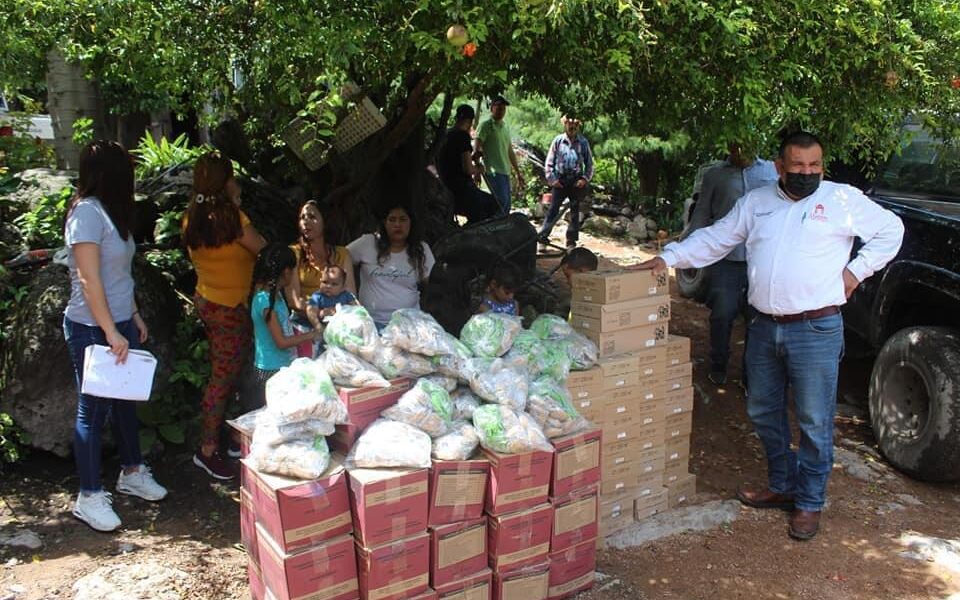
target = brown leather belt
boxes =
[759,305,840,323]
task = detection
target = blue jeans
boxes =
[745,311,843,511]
[705,260,748,375]
[538,181,588,244]
[488,173,511,215]
[64,317,143,492]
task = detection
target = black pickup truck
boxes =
[843,124,960,482]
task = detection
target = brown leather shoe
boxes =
[736,486,795,510]
[789,510,821,541]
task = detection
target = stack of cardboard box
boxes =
[662,335,696,510]
[568,269,681,539]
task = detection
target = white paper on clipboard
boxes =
[81,344,157,401]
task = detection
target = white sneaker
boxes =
[116,465,168,501]
[73,491,121,532]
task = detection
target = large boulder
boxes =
[0,257,181,457]
[1,169,75,219]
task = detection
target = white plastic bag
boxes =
[525,378,590,438]
[450,387,482,421]
[562,331,599,370]
[250,436,331,480]
[318,347,391,388]
[347,418,432,469]
[502,330,544,377]
[472,404,553,454]
[265,359,348,424]
[530,314,575,340]
[432,421,480,461]
[423,374,458,392]
[462,357,529,411]
[252,410,335,447]
[323,304,380,361]
[460,313,523,357]
[371,343,435,379]
[381,378,454,437]
[381,308,459,356]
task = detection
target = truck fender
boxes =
[873,260,960,342]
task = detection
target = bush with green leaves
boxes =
[131,133,208,180]
[13,184,72,248]
[0,411,29,466]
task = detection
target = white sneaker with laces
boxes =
[116,465,168,501]
[73,491,121,532]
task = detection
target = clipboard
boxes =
[81,344,157,401]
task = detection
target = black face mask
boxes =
[783,172,821,198]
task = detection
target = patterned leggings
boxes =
[195,295,252,451]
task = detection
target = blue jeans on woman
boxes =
[64,317,143,492]
[744,311,843,512]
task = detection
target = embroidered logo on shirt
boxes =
[811,203,828,222]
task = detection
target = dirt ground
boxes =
[2,229,959,600]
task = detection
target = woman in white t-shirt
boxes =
[347,205,435,328]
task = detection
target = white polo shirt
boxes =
[661,181,904,316]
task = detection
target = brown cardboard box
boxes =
[601,370,640,391]
[600,460,641,496]
[434,569,492,599]
[666,336,691,366]
[599,482,638,506]
[600,440,640,477]
[428,458,489,526]
[483,449,554,516]
[664,412,693,441]
[348,468,429,547]
[633,487,668,521]
[664,374,692,393]
[634,346,668,378]
[635,419,667,450]
[257,529,358,600]
[597,353,639,379]
[572,394,605,423]
[636,447,665,480]
[550,486,599,552]
[570,295,671,332]
[662,386,694,417]
[357,532,430,600]
[598,497,634,537]
[665,473,697,508]
[664,435,691,471]
[662,463,689,487]
[547,537,596,600]
[429,519,488,589]
[487,503,553,572]
[492,562,550,600]
[665,361,693,381]
[243,456,352,554]
[575,322,669,358]
[570,269,669,304]
[550,428,601,497]
[566,367,601,390]
[636,475,665,501]
[600,421,642,449]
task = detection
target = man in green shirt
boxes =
[474,95,525,215]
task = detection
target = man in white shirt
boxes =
[632,131,904,540]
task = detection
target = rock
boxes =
[898,534,960,573]
[896,493,923,506]
[877,502,905,515]
[834,447,879,482]
[1,258,181,457]
[627,221,649,242]
[0,530,42,550]
[581,216,620,238]
[644,217,658,230]
[72,561,189,600]
[0,222,23,260]
[1,169,75,219]
[606,500,741,547]
[619,206,633,217]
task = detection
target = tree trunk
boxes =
[45,49,108,169]
[632,150,663,197]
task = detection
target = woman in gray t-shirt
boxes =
[63,141,167,533]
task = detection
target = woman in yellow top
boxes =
[286,200,356,321]
[183,152,265,480]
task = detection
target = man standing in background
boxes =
[689,144,778,386]
[475,95,525,215]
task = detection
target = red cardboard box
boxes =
[408,589,438,600]
[357,532,431,600]
[549,485,598,552]
[330,378,413,452]
[482,449,553,516]
[429,518,488,588]
[492,562,550,600]
[434,569,492,600]
[244,455,352,553]
[550,428,601,497]
[248,559,265,600]
[429,458,489,526]
[240,487,260,568]
[349,468,429,547]
[257,526,359,600]
[547,538,596,600]
[487,503,553,572]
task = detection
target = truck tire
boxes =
[676,267,708,302]
[869,326,960,482]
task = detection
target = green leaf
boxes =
[158,423,185,445]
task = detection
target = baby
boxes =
[306,265,359,329]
